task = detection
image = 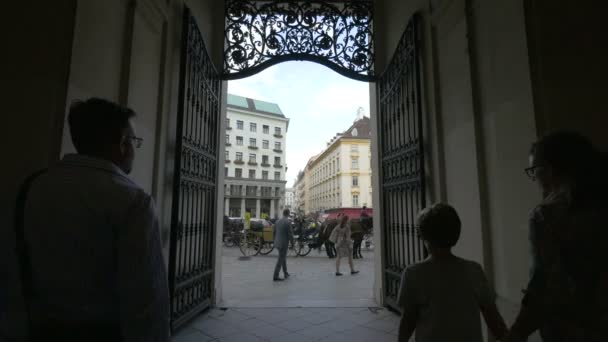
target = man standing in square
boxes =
[273,209,294,281]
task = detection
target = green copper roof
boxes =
[227,94,285,118]
[227,94,248,108]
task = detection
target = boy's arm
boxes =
[398,313,416,342]
[481,302,508,341]
[397,268,418,341]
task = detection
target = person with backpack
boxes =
[506,131,608,342]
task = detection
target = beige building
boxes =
[299,117,372,214]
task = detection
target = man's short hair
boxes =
[68,98,136,155]
[283,209,290,217]
[417,203,461,248]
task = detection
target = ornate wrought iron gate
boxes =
[169,8,221,330]
[376,15,427,310]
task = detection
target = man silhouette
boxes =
[273,209,294,281]
[19,98,169,341]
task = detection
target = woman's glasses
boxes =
[524,165,543,180]
[125,135,143,148]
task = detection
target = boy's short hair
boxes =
[417,203,461,248]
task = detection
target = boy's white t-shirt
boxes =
[397,256,494,342]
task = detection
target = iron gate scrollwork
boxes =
[223,0,375,81]
[169,7,221,330]
[377,15,427,311]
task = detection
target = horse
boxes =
[315,217,373,259]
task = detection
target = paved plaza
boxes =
[172,307,400,342]
[220,246,376,307]
[172,246,401,341]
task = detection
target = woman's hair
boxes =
[530,131,607,205]
[417,203,461,248]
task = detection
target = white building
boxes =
[284,188,294,210]
[224,94,289,219]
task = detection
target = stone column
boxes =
[224,198,229,216]
[240,198,246,218]
[270,199,275,219]
[255,198,261,218]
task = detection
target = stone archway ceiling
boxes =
[223,0,375,82]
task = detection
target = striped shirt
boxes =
[24,154,170,341]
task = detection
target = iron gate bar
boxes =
[169,7,221,331]
[377,14,427,312]
[222,0,376,82]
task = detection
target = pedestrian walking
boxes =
[329,215,358,276]
[273,209,294,281]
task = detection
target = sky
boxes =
[228,61,371,188]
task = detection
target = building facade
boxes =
[299,117,372,214]
[293,171,306,214]
[284,188,294,210]
[224,94,289,219]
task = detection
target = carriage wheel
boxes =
[239,231,261,256]
[287,240,300,257]
[363,233,373,249]
[296,240,311,256]
[223,232,236,247]
[258,241,275,255]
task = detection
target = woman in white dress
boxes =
[330,215,359,276]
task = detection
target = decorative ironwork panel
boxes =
[376,15,426,311]
[223,0,375,81]
[169,7,221,331]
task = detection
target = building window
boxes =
[236,136,243,145]
[263,125,269,134]
[250,122,257,132]
[263,140,269,149]
[274,171,281,180]
[351,158,359,169]
[249,153,256,163]
[352,175,359,186]
[226,135,230,144]
[225,150,229,160]
[249,169,256,179]
[275,127,281,135]
[262,155,269,164]
[225,167,228,176]
[237,120,243,129]
[236,152,243,161]
[274,156,281,165]
[351,144,358,152]
[262,171,268,180]
[353,194,359,207]
[250,138,256,147]
[226,118,230,128]
[235,168,242,178]
[274,142,281,150]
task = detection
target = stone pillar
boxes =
[270,199,275,219]
[240,198,246,218]
[224,198,229,216]
[255,199,261,218]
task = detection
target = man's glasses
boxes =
[524,165,542,180]
[125,135,143,148]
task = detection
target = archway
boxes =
[168,1,427,330]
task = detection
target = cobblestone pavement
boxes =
[171,246,399,341]
[172,307,400,342]
[220,246,375,307]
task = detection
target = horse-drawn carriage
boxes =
[316,208,374,258]
[237,218,301,257]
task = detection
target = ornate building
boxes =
[223,94,289,219]
[297,115,372,214]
